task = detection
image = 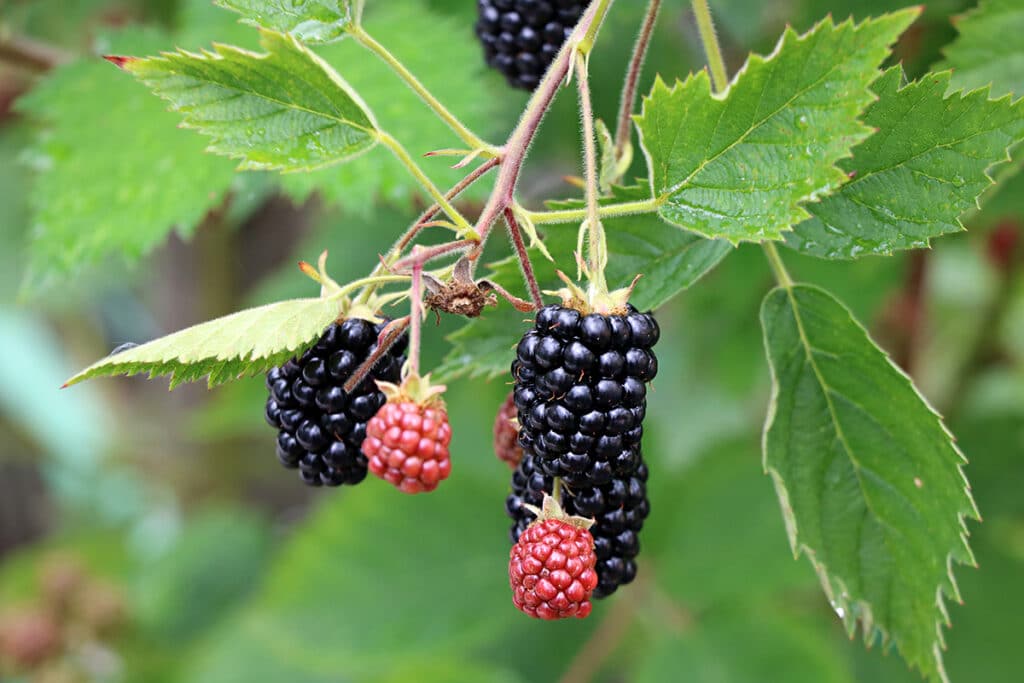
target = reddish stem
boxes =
[504,207,544,310]
[342,317,412,394]
[408,253,425,377]
[615,0,661,158]
[393,240,475,271]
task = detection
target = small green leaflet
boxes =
[65,297,341,389]
[787,68,1024,259]
[937,0,1024,98]
[634,10,918,244]
[116,29,378,172]
[214,0,358,43]
[760,284,979,682]
[436,186,731,382]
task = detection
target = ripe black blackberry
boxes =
[265,318,407,487]
[475,0,589,91]
[512,303,659,489]
[507,452,651,598]
[507,301,658,597]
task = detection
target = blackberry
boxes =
[475,0,589,91]
[512,304,658,489]
[507,452,650,598]
[507,302,658,597]
[264,318,407,487]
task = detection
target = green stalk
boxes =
[351,25,498,155]
[691,0,729,93]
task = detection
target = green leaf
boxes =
[120,29,378,171]
[277,1,508,216]
[14,27,238,289]
[435,186,731,382]
[937,0,1024,98]
[786,68,1024,259]
[760,284,979,682]
[64,297,340,389]
[634,10,918,243]
[214,0,357,43]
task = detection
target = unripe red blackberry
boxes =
[363,374,452,494]
[509,495,598,619]
[475,0,589,91]
[494,392,524,468]
[265,318,407,487]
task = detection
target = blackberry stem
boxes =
[575,50,609,297]
[521,198,661,225]
[553,477,564,507]
[691,0,729,94]
[378,132,478,238]
[504,207,545,310]
[408,250,426,378]
[615,0,662,164]
[350,25,499,156]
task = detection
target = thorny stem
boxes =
[504,207,544,309]
[377,132,477,238]
[691,0,730,93]
[523,198,661,224]
[350,25,499,156]
[615,0,662,161]
[466,0,619,265]
[575,51,608,295]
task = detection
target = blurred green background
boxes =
[0,0,1021,681]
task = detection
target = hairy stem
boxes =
[409,255,425,377]
[351,26,497,155]
[378,132,477,237]
[523,198,660,225]
[615,0,662,160]
[504,207,545,309]
[393,240,475,270]
[692,0,729,93]
[575,51,608,294]
[343,317,411,393]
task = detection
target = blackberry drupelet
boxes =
[475,0,589,91]
[508,301,657,597]
[264,318,407,487]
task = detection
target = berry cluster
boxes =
[475,0,588,91]
[265,318,407,487]
[506,304,658,598]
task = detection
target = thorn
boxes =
[103,55,136,69]
[60,382,69,389]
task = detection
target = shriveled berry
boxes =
[494,392,524,468]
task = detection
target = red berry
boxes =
[494,392,523,468]
[509,517,598,620]
[363,401,452,494]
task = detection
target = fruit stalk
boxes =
[575,50,608,296]
[615,0,662,161]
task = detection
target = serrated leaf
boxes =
[120,29,378,172]
[760,284,979,682]
[215,0,356,43]
[435,187,731,382]
[14,27,238,289]
[937,0,1024,98]
[786,67,1024,259]
[277,2,508,216]
[634,10,918,244]
[65,297,340,389]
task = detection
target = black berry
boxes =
[264,318,406,487]
[475,1,589,91]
